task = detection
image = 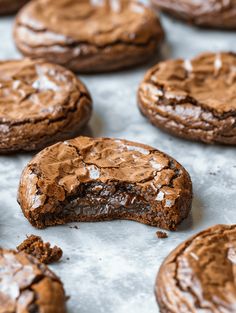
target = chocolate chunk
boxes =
[138,52,236,145]
[0,59,92,153]
[14,0,164,72]
[151,0,236,29]
[0,248,67,312]
[156,224,236,312]
[156,231,168,238]
[18,136,192,230]
[0,0,28,15]
[17,235,63,264]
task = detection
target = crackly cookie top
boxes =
[16,0,162,46]
[0,249,66,313]
[20,137,190,213]
[0,59,88,124]
[152,0,236,28]
[157,224,236,313]
[155,0,236,15]
[140,52,236,114]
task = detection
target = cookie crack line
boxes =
[66,141,180,184]
[144,100,236,135]
[145,78,236,120]
[15,22,161,49]
[0,93,90,126]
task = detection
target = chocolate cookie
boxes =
[156,224,236,313]
[13,0,164,72]
[138,52,236,145]
[0,248,66,312]
[0,59,92,153]
[151,0,236,29]
[0,0,28,15]
[18,137,192,230]
[17,235,63,264]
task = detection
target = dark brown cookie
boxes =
[0,59,92,153]
[156,224,236,313]
[151,0,236,29]
[138,52,236,145]
[0,0,28,15]
[17,235,63,264]
[0,248,67,312]
[18,136,192,230]
[13,0,164,73]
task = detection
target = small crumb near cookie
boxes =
[156,231,168,239]
[17,235,63,264]
[69,225,79,229]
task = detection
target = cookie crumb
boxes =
[156,231,168,239]
[209,172,217,176]
[17,235,63,264]
[69,225,79,229]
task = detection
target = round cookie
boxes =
[18,136,192,230]
[0,0,28,15]
[13,0,164,73]
[151,0,236,29]
[0,248,66,312]
[156,224,236,313]
[0,59,92,153]
[138,52,236,145]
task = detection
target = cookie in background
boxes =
[151,0,236,29]
[14,0,164,72]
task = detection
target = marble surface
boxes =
[0,10,236,313]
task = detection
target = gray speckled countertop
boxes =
[0,9,236,313]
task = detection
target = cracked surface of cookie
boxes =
[0,249,66,312]
[138,52,236,145]
[13,0,164,72]
[18,136,192,230]
[0,59,92,153]
[151,0,236,28]
[17,235,63,264]
[0,0,28,15]
[156,224,236,313]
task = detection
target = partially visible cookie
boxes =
[17,235,63,264]
[138,52,236,145]
[151,0,236,29]
[0,0,28,15]
[0,59,92,153]
[18,136,192,230]
[0,248,67,312]
[14,0,164,72]
[156,224,236,313]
